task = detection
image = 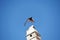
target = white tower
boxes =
[26,25,41,40]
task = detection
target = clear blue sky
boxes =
[0,0,60,40]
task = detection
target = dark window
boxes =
[30,34,32,37]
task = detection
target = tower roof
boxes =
[26,25,38,35]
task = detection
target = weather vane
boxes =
[25,17,41,40]
[24,17,34,26]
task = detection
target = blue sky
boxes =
[0,0,60,40]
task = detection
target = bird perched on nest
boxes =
[24,17,34,26]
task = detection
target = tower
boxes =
[26,25,41,40]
